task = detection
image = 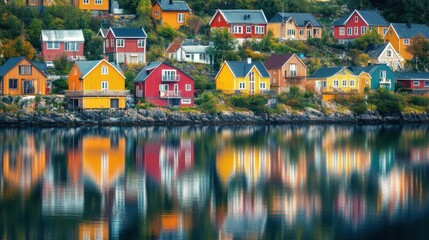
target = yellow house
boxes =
[308,67,369,101]
[383,23,429,61]
[151,0,192,30]
[65,59,128,109]
[215,59,271,94]
[73,0,109,12]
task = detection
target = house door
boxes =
[110,99,119,108]
[174,84,179,96]
[23,80,34,94]
[307,30,311,38]
[249,71,255,94]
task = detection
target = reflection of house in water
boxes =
[151,212,191,239]
[1,135,47,194]
[335,190,367,227]
[378,168,411,217]
[410,147,429,163]
[79,221,109,240]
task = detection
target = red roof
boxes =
[264,54,294,69]
[166,40,182,53]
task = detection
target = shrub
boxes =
[278,86,315,110]
[229,94,267,113]
[409,95,429,106]
[349,97,368,114]
[368,88,402,115]
[195,92,218,114]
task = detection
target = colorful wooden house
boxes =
[134,61,195,107]
[333,10,389,44]
[364,42,404,71]
[308,67,369,101]
[268,12,322,40]
[101,27,147,65]
[73,0,109,12]
[151,0,192,30]
[264,53,307,93]
[209,9,268,44]
[349,64,396,91]
[41,29,85,61]
[215,58,271,95]
[0,57,47,95]
[65,59,128,109]
[396,72,429,94]
[383,23,429,60]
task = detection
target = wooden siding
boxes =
[74,0,109,11]
[41,42,84,61]
[151,3,190,30]
[210,12,267,40]
[383,26,413,60]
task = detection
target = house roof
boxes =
[396,72,429,80]
[109,28,147,38]
[180,45,208,53]
[75,60,123,79]
[166,40,183,53]
[210,9,268,25]
[225,60,270,78]
[390,23,429,38]
[98,28,109,38]
[0,57,47,77]
[333,10,389,27]
[309,67,345,78]
[269,13,321,27]
[134,61,194,83]
[349,64,388,75]
[364,43,389,59]
[41,30,84,42]
[155,0,191,11]
[264,54,294,69]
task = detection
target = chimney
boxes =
[169,0,173,4]
[247,58,252,64]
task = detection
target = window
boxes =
[47,42,59,49]
[361,27,366,34]
[299,30,304,36]
[116,39,124,47]
[347,27,352,35]
[101,66,108,75]
[425,81,429,87]
[246,26,251,33]
[333,80,339,87]
[74,69,77,75]
[287,29,295,36]
[101,81,108,90]
[404,38,410,45]
[260,82,266,89]
[65,42,79,51]
[380,70,386,79]
[106,39,109,48]
[9,79,17,89]
[255,26,264,34]
[95,0,102,4]
[342,80,347,87]
[185,84,191,91]
[159,84,168,91]
[239,82,245,89]
[350,80,355,87]
[181,99,191,104]
[232,26,243,34]
[290,64,297,76]
[162,70,177,81]
[383,27,388,35]
[110,38,114,47]
[19,65,31,75]
[313,29,319,35]
[355,16,358,22]
[83,0,89,3]
[339,27,345,36]
[323,81,327,88]
[177,13,185,23]
[137,39,145,48]
[413,81,420,86]
[199,53,206,60]
[354,27,358,35]
[386,50,392,57]
[154,11,159,17]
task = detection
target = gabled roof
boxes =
[98,28,109,38]
[134,61,194,82]
[154,0,191,12]
[209,9,268,25]
[41,30,84,42]
[364,43,389,59]
[333,10,389,27]
[180,45,208,53]
[349,64,389,75]
[166,40,183,53]
[109,27,147,38]
[269,13,321,27]
[264,54,293,69]
[390,23,429,38]
[309,67,346,78]
[396,72,429,80]
[0,57,47,77]
[224,60,270,78]
[75,59,124,79]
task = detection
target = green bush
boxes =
[195,92,218,114]
[229,94,267,113]
[368,88,402,115]
[349,97,368,114]
[409,95,429,106]
[278,86,315,110]
[51,79,68,94]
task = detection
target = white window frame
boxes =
[177,13,185,23]
[260,82,266,89]
[106,39,109,48]
[239,82,245,89]
[299,29,304,36]
[181,99,191,104]
[47,41,59,49]
[413,81,420,86]
[383,27,388,35]
[137,39,145,48]
[19,65,32,75]
[65,42,79,51]
[355,16,358,22]
[380,70,386,79]
[339,27,345,36]
[333,80,339,87]
[246,26,251,34]
[289,64,297,76]
[350,80,355,87]
[83,0,89,3]
[185,84,191,91]
[94,0,102,4]
[403,38,410,45]
[424,81,429,87]
[287,29,295,36]
[361,27,366,34]
[232,26,243,34]
[255,26,264,34]
[101,81,108,90]
[342,80,347,87]
[159,84,168,91]
[354,27,358,35]
[101,66,108,75]
[347,27,352,36]
[386,50,392,58]
[116,39,124,47]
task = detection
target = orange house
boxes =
[0,57,47,96]
[73,0,109,11]
[151,0,192,30]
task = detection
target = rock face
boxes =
[1,96,428,126]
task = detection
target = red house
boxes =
[396,72,429,94]
[333,10,389,44]
[101,27,147,65]
[134,61,194,107]
[41,30,85,61]
[209,9,268,44]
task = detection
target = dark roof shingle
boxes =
[110,28,147,38]
[264,54,293,69]
[333,10,388,26]
[391,23,429,38]
[156,0,190,11]
[310,67,345,78]
[218,9,267,24]
[396,72,429,80]
[269,13,321,27]
[226,60,270,78]
[0,57,24,76]
[364,43,389,59]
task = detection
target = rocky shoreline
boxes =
[1,108,429,127]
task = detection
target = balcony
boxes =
[284,71,306,82]
[65,90,129,97]
[162,74,180,82]
[160,90,182,98]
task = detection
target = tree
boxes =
[353,29,383,51]
[206,28,237,68]
[406,34,429,70]
[125,70,135,93]
[1,38,36,59]
[187,15,203,36]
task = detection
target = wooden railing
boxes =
[64,90,129,97]
[162,75,180,82]
[160,90,182,98]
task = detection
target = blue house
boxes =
[349,64,395,91]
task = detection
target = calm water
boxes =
[1,125,429,239]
